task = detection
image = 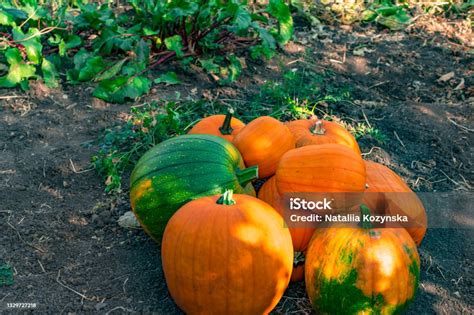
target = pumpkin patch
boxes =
[127,112,427,314]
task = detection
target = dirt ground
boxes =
[1,18,473,314]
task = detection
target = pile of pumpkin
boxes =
[130,111,427,314]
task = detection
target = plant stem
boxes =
[310,120,326,135]
[236,165,259,187]
[219,109,234,135]
[216,189,236,205]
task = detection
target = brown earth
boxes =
[0,19,473,314]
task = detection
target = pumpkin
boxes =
[233,116,295,178]
[130,135,258,241]
[258,177,315,252]
[276,144,366,211]
[188,110,245,142]
[306,205,420,314]
[162,191,293,314]
[257,176,279,206]
[286,118,361,155]
[364,161,427,245]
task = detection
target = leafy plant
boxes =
[91,101,192,192]
[251,69,351,120]
[1,0,294,102]
[350,122,387,143]
[361,1,412,30]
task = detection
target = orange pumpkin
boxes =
[364,161,427,245]
[188,110,245,142]
[258,177,315,253]
[162,191,293,314]
[257,176,279,206]
[233,116,295,178]
[276,144,366,211]
[286,118,361,155]
[305,206,420,314]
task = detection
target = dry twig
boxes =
[448,117,473,132]
[393,131,406,149]
[56,270,92,301]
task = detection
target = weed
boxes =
[350,123,387,143]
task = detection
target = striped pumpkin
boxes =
[130,135,257,240]
[306,206,420,314]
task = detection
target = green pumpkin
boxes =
[130,134,258,240]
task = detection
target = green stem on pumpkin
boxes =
[219,109,234,135]
[310,120,326,135]
[216,189,236,205]
[360,204,373,229]
[293,251,306,267]
[236,165,259,187]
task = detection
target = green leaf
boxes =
[93,76,151,103]
[154,71,181,85]
[41,59,59,88]
[376,6,401,17]
[61,35,81,56]
[199,58,219,74]
[94,59,127,82]
[0,264,13,286]
[78,56,106,81]
[256,26,276,50]
[1,7,27,20]
[228,4,251,31]
[361,10,378,22]
[164,0,199,19]
[12,27,43,64]
[0,48,36,88]
[220,55,242,84]
[267,0,293,44]
[164,35,183,58]
[376,11,411,30]
[0,9,15,26]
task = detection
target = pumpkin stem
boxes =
[360,204,372,229]
[293,251,305,267]
[236,165,259,187]
[216,189,236,205]
[219,109,234,135]
[310,120,326,135]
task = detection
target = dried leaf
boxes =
[353,46,375,57]
[438,71,455,82]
